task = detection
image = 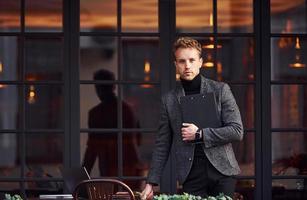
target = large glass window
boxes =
[79,0,160,192]
[270,1,307,199]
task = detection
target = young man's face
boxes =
[174,47,203,81]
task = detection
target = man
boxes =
[82,69,141,187]
[141,37,243,198]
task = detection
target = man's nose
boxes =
[185,61,191,69]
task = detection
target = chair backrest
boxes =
[73,179,135,200]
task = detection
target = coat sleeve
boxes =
[147,96,173,185]
[202,83,244,148]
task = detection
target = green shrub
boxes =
[4,194,23,200]
[154,193,232,200]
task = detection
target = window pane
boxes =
[272,179,306,199]
[233,132,255,176]
[271,37,307,81]
[80,0,117,32]
[0,85,21,129]
[0,182,20,192]
[0,134,20,177]
[235,179,255,200]
[123,84,160,129]
[80,37,118,80]
[25,134,63,178]
[217,0,253,33]
[25,181,63,198]
[123,132,154,178]
[272,132,307,176]
[0,36,20,80]
[176,0,213,33]
[80,83,119,129]
[271,1,307,33]
[122,180,147,192]
[229,85,254,129]
[25,37,64,81]
[122,0,158,32]
[80,131,118,177]
[271,85,307,128]
[122,37,159,81]
[25,85,64,129]
[25,0,62,32]
[0,0,20,32]
[216,37,255,81]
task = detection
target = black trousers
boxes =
[182,156,236,198]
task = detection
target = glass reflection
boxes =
[0,0,20,32]
[25,85,64,129]
[272,179,307,199]
[233,132,255,176]
[0,85,20,129]
[0,182,20,191]
[122,0,158,32]
[25,37,64,81]
[272,132,307,176]
[217,0,253,33]
[80,37,118,80]
[229,85,254,129]
[122,37,159,81]
[176,0,213,33]
[271,0,307,33]
[123,84,160,129]
[25,0,62,32]
[80,0,117,32]
[271,85,307,128]
[271,37,307,81]
[0,134,20,177]
[0,36,19,80]
[81,69,140,177]
[235,179,255,200]
[122,180,147,192]
[25,133,63,193]
[216,37,255,81]
[123,132,155,178]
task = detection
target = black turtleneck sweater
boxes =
[181,74,205,157]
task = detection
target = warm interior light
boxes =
[289,63,306,68]
[295,37,301,49]
[141,60,153,88]
[289,38,305,68]
[203,53,214,68]
[203,62,214,68]
[217,62,223,81]
[209,12,213,27]
[28,85,36,104]
[144,60,150,74]
[0,61,3,73]
[203,37,222,49]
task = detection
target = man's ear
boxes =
[174,60,177,67]
[199,57,203,67]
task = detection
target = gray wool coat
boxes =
[147,75,244,185]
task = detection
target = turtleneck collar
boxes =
[180,73,201,95]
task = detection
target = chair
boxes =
[73,179,135,200]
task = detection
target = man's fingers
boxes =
[147,190,154,200]
[182,123,191,127]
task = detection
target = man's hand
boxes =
[141,183,154,200]
[181,123,198,141]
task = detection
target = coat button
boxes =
[188,158,192,161]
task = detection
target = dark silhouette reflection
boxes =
[82,69,141,186]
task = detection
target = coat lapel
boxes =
[200,75,209,95]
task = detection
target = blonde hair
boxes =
[173,37,202,58]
